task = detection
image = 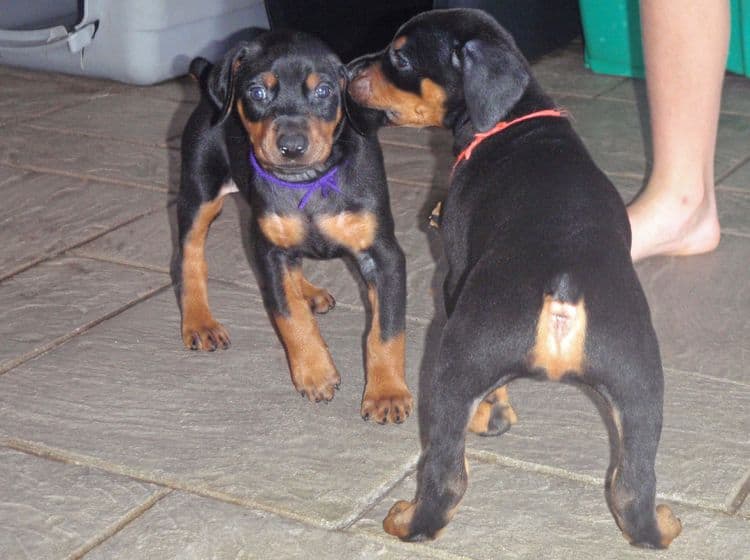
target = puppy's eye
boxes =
[314,83,332,98]
[392,50,411,71]
[249,86,267,101]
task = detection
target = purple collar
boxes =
[249,150,342,209]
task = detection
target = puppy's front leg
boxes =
[357,238,412,424]
[255,238,340,402]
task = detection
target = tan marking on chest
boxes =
[529,295,587,381]
[316,211,377,253]
[258,214,306,248]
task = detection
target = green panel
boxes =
[580,0,747,78]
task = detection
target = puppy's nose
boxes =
[276,133,308,158]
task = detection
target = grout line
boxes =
[66,487,173,560]
[0,160,169,192]
[0,282,172,376]
[663,366,750,389]
[0,437,350,530]
[592,77,630,100]
[334,454,420,530]
[465,450,738,516]
[727,469,750,515]
[0,204,168,284]
[717,153,750,184]
[65,251,435,326]
[1,439,474,560]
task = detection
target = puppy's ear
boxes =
[460,39,530,131]
[207,42,256,126]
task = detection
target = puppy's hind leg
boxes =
[595,363,681,548]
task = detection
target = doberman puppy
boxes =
[349,8,682,547]
[175,30,413,424]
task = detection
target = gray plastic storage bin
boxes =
[0,0,269,85]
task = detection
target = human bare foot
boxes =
[627,180,720,262]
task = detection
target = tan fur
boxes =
[351,62,446,127]
[360,287,412,423]
[257,213,306,248]
[316,211,377,253]
[181,197,229,349]
[273,267,339,401]
[529,295,587,380]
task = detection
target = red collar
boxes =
[453,109,567,173]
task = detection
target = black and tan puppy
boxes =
[175,30,412,424]
[349,8,682,547]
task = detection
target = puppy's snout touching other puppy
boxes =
[276,131,309,158]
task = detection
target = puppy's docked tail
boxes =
[530,272,588,381]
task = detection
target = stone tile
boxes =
[382,141,453,189]
[559,95,650,177]
[0,447,161,560]
[0,64,120,93]
[86,491,446,560]
[29,93,194,148]
[0,73,104,127]
[74,181,442,322]
[602,73,750,119]
[722,74,750,117]
[0,172,166,279]
[0,124,177,191]
[379,127,453,151]
[118,76,202,105]
[352,461,750,560]
[721,159,750,193]
[0,284,427,526]
[0,165,29,188]
[561,96,750,180]
[636,234,750,384]
[532,42,626,98]
[717,189,750,237]
[0,256,168,371]
[465,369,750,511]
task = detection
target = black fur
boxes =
[175,30,409,419]
[349,8,680,548]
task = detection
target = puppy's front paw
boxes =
[182,319,230,351]
[383,500,417,540]
[291,364,341,403]
[361,382,413,424]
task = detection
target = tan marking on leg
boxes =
[257,213,306,249]
[316,211,377,253]
[468,386,518,434]
[656,504,682,547]
[349,62,447,127]
[392,35,408,50]
[299,274,335,314]
[529,295,587,381]
[360,286,412,424]
[181,197,230,351]
[274,267,340,402]
[429,200,442,228]
[383,500,416,540]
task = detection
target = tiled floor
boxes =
[1,40,749,560]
